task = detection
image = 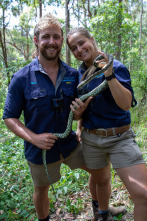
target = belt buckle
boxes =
[97,128,108,137]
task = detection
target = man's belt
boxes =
[84,125,130,137]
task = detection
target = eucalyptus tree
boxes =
[65,0,71,65]
[0,0,34,85]
[0,0,13,85]
[90,1,139,63]
[7,7,35,61]
[69,0,93,27]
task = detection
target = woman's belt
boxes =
[84,125,130,137]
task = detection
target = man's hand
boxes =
[4,118,58,151]
[32,133,58,150]
[70,97,93,120]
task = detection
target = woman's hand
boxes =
[95,50,113,77]
[70,97,93,120]
[76,127,82,142]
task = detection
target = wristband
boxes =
[105,71,116,81]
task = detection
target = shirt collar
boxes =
[79,62,88,71]
[38,62,48,75]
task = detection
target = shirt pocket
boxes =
[62,87,75,105]
[62,86,75,98]
[60,87,75,117]
[28,88,53,112]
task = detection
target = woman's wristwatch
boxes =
[105,71,116,81]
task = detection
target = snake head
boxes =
[93,55,105,67]
[93,54,113,68]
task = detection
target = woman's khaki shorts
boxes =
[81,127,145,170]
[27,143,85,186]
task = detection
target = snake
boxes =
[42,53,113,186]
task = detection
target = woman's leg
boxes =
[89,164,112,211]
[116,164,147,221]
[89,174,97,201]
[33,185,50,219]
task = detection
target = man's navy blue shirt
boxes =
[3,57,79,164]
[78,59,137,129]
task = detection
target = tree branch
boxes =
[6,41,24,55]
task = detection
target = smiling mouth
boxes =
[47,48,56,51]
[80,51,87,58]
[46,46,57,51]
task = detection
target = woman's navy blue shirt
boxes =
[78,59,137,129]
[3,57,79,164]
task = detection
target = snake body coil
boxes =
[43,54,113,185]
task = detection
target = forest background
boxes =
[0,0,147,220]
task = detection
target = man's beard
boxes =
[40,46,61,60]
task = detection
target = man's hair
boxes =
[34,14,63,39]
[33,14,63,58]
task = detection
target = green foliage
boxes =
[90,0,139,55]
[0,120,146,220]
[0,128,89,220]
[131,104,147,150]
[0,136,36,220]
[131,66,147,100]
[0,1,146,220]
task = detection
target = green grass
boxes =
[0,108,146,220]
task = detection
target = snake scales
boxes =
[42,54,113,185]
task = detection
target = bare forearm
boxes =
[73,113,82,120]
[77,119,83,130]
[76,120,83,142]
[107,78,132,111]
[4,118,58,150]
[96,51,132,111]
[4,118,36,144]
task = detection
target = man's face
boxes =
[35,25,63,61]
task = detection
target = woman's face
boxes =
[68,32,98,67]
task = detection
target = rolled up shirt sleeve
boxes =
[114,66,137,108]
[3,75,25,119]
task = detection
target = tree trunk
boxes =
[87,0,92,17]
[139,0,143,56]
[65,0,71,65]
[129,36,132,72]
[0,9,10,86]
[39,0,42,17]
[97,0,100,7]
[115,0,122,61]
[26,31,29,61]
